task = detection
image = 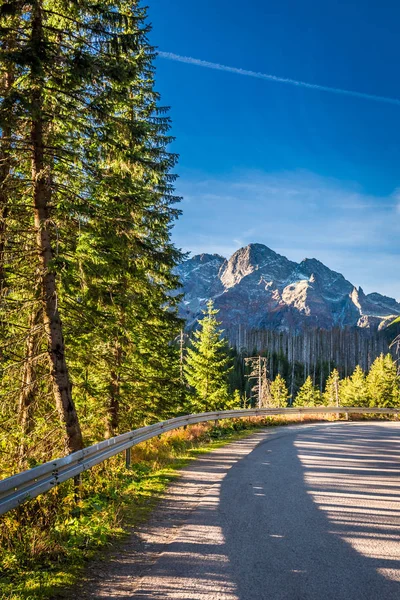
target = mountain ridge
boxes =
[176,243,400,332]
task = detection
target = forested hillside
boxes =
[230,346,400,407]
[227,324,398,395]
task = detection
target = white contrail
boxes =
[158,51,400,107]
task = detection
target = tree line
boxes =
[225,323,397,383]
[182,303,400,411]
[283,356,400,408]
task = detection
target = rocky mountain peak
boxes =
[189,252,225,268]
[220,243,296,289]
[175,243,400,332]
[178,252,224,278]
[296,257,352,287]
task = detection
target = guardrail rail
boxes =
[1,406,398,516]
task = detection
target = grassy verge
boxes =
[0,415,324,600]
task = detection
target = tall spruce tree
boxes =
[0,0,87,454]
[184,300,232,412]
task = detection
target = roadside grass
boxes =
[0,415,325,600]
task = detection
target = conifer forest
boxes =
[0,1,399,598]
[0,0,185,471]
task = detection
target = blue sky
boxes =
[148,0,400,298]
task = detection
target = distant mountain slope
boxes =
[176,243,400,332]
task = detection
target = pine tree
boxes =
[323,369,341,407]
[294,376,321,407]
[0,0,88,453]
[184,301,232,412]
[66,0,183,433]
[367,354,400,408]
[231,389,242,408]
[340,365,369,406]
[269,374,290,408]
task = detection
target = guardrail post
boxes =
[125,447,131,468]
[73,474,82,505]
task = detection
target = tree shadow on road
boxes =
[73,424,400,599]
[220,422,400,600]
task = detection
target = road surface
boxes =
[80,422,400,599]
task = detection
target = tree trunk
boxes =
[105,341,122,438]
[0,108,10,366]
[18,306,41,465]
[30,2,83,454]
[0,137,10,291]
[0,38,14,291]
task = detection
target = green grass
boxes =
[0,416,320,600]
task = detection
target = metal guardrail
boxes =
[0,406,398,516]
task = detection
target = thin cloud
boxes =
[158,51,400,107]
[333,203,397,209]
[172,170,400,297]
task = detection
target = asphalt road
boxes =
[81,422,400,600]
